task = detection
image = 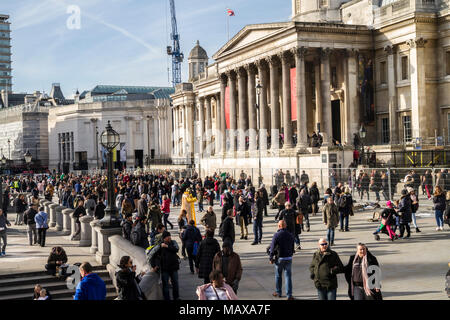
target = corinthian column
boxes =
[256,60,268,152]
[205,96,212,156]
[384,45,398,144]
[280,51,293,149]
[245,64,257,152]
[215,93,221,155]
[268,55,280,151]
[320,48,332,146]
[198,98,205,155]
[220,75,227,154]
[237,68,248,153]
[227,71,237,154]
[292,47,308,150]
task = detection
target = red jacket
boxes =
[162,199,171,213]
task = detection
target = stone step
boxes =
[0,275,113,297]
[0,265,105,280]
[0,283,117,300]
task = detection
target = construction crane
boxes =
[167,0,184,87]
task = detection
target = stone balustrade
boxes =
[70,212,80,241]
[79,215,94,247]
[62,208,73,236]
[55,206,64,231]
[49,203,58,228]
[93,225,121,265]
[90,219,101,254]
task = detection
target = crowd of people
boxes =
[0,166,449,300]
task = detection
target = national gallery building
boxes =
[171,0,450,181]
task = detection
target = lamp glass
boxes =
[24,151,32,164]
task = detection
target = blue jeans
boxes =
[339,212,349,230]
[198,201,204,212]
[161,270,179,300]
[317,288,336,300]
[411,212,418,228]
[327,227,335,244]
[274,259,292,298]
[253,217,262,243]
[435,210,444,227]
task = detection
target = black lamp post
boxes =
[24,149,32,175]
[0,155,5,210]
[359,124,367,165]
[256,81,263,187]
[100,121,121,228]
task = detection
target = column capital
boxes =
[219,73,228,85]
[254,59,266,70]
[243,63,256,75]
[225,69,235,79]
[277,50,291,63]
[407,37,427,49]
[237,67,247,79]
[320,47,332,60]
[384,45,396,55]
[266,54,280,67]
[291,46,308,59]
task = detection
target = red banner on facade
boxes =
[290,67,297,122]
[225,86,230,129]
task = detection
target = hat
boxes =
[406,187,414,193]
[222,240,233,249]
[401,189,408,196]
[386,200,393,208]
[162,231,171,239]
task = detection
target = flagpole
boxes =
[227,13,229,41]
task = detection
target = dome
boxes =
[189,40,208,60]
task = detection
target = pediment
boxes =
[213,22,293,60]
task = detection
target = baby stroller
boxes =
[373,201,398,241]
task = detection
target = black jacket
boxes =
[221,216,235,243]
[398,195,412,223]
[288,188,298,209]
[152,240,180,272]
[24,208,38,225]
[309,186,320,204]
[236,201,251,226]
[433,194,446,212]
[94,202,106,220]
[131,222,149,249]
[14,198,27,213]
[116,269,144,300]
[195,237,221,279]
[297,193,311,212]
[278,208,297,235]
[269,228,295,261]
[73,206,86,223]
[182,225,202,248]
[344,251,381,300]
[121,220,133,241]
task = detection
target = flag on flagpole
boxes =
[227,8,235,16]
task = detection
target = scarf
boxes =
[351,254,372,297]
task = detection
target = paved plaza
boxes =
[0,194,449,300]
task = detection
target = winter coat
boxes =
[309,248,344,290]
[182,225,202,248]
[260,187,269,206]
[221,216,235,243]
[309,186,320,204]
[213,251,243,285]
[151,240,180,273]
[148,205,162,230]
[14,197,27,213]
[47,250,68,267]
[137,199,148,219]
[255,197,264,219]
[73,206,86,223]
[268,228,295,261]
[289,188,298,209]
[297,193,311,213]
[323,203,339,229]
[74,273,106,300]
[398,195,412,224]
[121,220,133,241]
[24,208,38,225]
[116,269,144,300]
[344,251,381,300]
[278,208,297,235]
[85,199,96,216]
[200,211,217,230]
[94,202,106,220]
[432,194,446,212]
[131,222,149,249]
[235,201,250,226]
[221,198,233,222]
[0,214,10,230]
[273,190,286,206]
[34,211,48,229]
[195,237,221,279]
[161,199,170,214]
[337,193,353,216]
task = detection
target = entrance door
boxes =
[135,150,143,168]
[331,100,341,144]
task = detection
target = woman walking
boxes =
[432,186,446,231]
[178,210,188,259]
[195,229,221,284]
[14,194,27,225]
[161,195,174,230]
[344,243,382,300]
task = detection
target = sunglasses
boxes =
[320,243,328,246]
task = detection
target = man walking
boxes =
[309,238,344,300]
[24,204,38,246]
[0,209,11,256]
[269,220,295,300]
[35,206,49,247]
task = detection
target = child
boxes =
[373,201,398,241]
[37,289,49,300]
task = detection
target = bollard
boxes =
[80,215,94,247]
[95,225,122,265]
[44,201,52,218]
[70,212,80,241]
[55,206,64,231]
[62,208,73,236]
[49,203,58,228]
[90,219,100,254]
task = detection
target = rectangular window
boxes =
[401,56,408,80]
[382,117,390,144]
[403,115,412,143]
[380,61,387,84]
[446,51,450,76]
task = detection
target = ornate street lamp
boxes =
[24,149,32,175]
[100,121,121,228]
[256,81,263,187]
[1,155,6,165]
[359,124,367,165]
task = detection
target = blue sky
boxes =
[2,0,292,98]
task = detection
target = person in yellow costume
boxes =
[181,188,198,225]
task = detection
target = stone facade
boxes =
[171,0,450,178]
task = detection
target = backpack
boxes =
[338,195,347,209]
[131,228,141,246]
[218,221,225,238]
[145,244,161,266]
[266,244,280,262]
